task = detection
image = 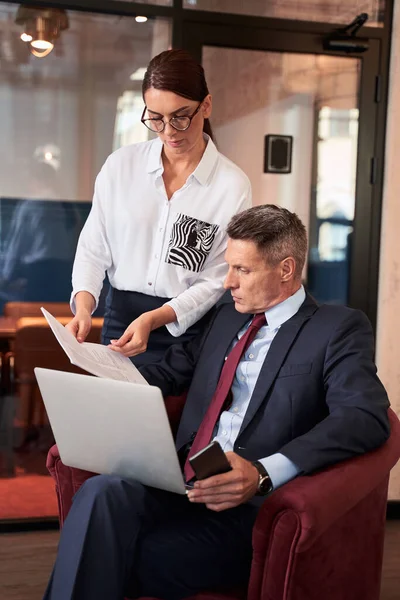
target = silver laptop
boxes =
[35,368,186,495]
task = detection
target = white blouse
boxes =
[71,135,251,336]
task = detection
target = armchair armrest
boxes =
[46,444,96,526]
[247,408,400,600]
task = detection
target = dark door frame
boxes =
[181,21,383,326]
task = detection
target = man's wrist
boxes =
[252,460,273,496]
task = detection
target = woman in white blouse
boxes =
[68,49,251,366]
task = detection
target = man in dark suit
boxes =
[43,205,390,600]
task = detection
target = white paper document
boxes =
[41,308,148,385]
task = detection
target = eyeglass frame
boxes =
[140,101,204,133]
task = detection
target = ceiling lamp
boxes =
[16,6,69,58]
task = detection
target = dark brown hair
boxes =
[227,205,308,279]
[142,49,213,140]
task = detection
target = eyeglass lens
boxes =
[143,116,191,132]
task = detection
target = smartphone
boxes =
[189,441,232,480]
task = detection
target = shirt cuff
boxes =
[164,299,192,337]
[70,288,99,315]
[258,453,301,491]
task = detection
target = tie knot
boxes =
[251,313,267,330]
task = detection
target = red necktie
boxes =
[184,312,267,482]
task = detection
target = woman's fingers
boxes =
[76,319,91,343]
[108,315,153,357]
[65,314,91,342]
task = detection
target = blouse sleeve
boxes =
[70,161,113,314]
[165,180,252,336]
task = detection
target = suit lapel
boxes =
[238,294,319,436]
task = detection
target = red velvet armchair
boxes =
[47,406,400,600]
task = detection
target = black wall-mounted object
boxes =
[264,134,293,174]
[323,13,370,53]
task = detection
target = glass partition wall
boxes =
[0,0,392,523]
[203,47,360,305]
[0,3,171,310]
[0,1,171,523]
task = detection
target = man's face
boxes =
[224,238,290,314]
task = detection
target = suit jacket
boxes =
[140,294,390,503]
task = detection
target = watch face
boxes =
[259,475,272,495]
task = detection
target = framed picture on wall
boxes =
[264,134,293,174]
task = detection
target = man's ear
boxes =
[281,257,296,281]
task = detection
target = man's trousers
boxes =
[43,474,259,600]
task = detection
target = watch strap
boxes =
[253,460,273,496]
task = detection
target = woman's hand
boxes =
[67,291,95,342]
[108,313,154,357]
[66,310,92,343]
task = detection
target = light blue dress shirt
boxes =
[213,286,306,491]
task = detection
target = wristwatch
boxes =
[252,461,273,496]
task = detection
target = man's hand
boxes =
[187,452,259,511]
[108,314,153,357]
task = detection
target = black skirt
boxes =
[101,286,211,367]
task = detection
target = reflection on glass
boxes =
[0,2,172,303]
[203,46,360,305]
[316,107,358,262]
[184,0,384,27]
[0,180,85,309]
[114,91,156,150]
[0,4,171,202]
[0,1,171,520]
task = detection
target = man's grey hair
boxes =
[226,204,308,278]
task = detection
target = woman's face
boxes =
[143,88,212,156]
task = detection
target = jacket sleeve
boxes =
[139,307,219,398]
[279,309,390,474]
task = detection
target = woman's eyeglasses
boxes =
[141,102,203,133]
